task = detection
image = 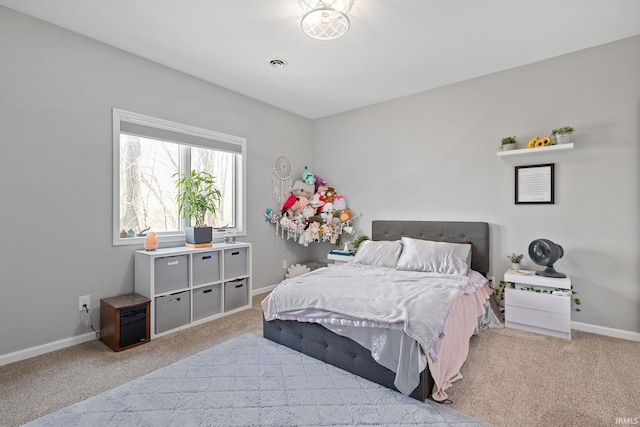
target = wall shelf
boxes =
[497,143,574,157]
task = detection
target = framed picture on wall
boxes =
[515,163,554,204]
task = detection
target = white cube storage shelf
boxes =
[135,242,251,338]
[504,269,571,340]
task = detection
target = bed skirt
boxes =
[262,315,433,401]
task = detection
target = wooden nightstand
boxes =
[100,294,151,351]
[504,269,572,340]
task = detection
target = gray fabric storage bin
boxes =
[154,255,188,294]
[193,284,221,321]
[192,251,221,286]
[224,248,248,280]
[224,279,248,312]
[155,290,190,334]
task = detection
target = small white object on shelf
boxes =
[496,143,574,157]
[327,251,354,266]
[511,269,531,275]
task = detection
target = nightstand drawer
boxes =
[506,306,570,333]
[505,287,570,315]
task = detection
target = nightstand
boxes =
[327,252,354,266]
[504,269,571,340]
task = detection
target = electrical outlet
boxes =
[79,295,90,311]
[282,259,288,269]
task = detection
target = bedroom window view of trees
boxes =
[119,136,236,236]
[113,108,245,245]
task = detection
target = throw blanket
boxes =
[267,263,468,356]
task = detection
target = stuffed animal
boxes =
[339,208,353,222]
[321,202,334,223]
[288,221,297,239]
[308,215,324,224]
[302,166,315,185]
[324,187,336,204]
[281,194,297,214]
[309,221,321,241]
[298,229,312,247]
[309,186,327,208]
[321,223,333,242]
[279,216,290,238]
[314,175,327,192]
[291,179,314,199]
[333,195,346,211]
[286,196,308,217]
[302,205,315,219]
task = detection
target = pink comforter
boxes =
[429,283,492,401]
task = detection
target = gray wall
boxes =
[312,36,640,334]
[0,7,313,355]
[1,5,638,357]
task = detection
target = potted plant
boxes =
[174,170,222,246]
[508,253,524,270]
[500,135,517,151]
[352,234,370,251]
[551,126,575,144]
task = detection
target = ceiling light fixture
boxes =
[299,0,352,41]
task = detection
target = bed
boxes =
[262,220,493,401]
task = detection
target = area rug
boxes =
[24,334,493,426]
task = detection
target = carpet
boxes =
[24,334,493,426]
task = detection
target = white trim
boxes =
[572,321,640,342]
[0,332,96,367]
[112,108,247,247]
[252,284,278,296]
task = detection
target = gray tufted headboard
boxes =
[371,220,490,275]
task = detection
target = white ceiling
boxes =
[2,0,640,119]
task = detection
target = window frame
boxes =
[112,108,247,246]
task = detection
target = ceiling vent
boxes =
[269,58,288,68]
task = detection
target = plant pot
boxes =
[511,262,521,270]
[501,143,516,151]
[554,133,572,144]
[186,226,212,245]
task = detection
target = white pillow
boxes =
[352,240,402,268]
[396,237,472,276]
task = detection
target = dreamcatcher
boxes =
[272,153,292,204]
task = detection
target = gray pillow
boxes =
[352,240,402,268]
[396,237,471,276]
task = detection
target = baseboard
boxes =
[4,287,277,367]
[572,321,640,342]
[0,332,97,367]
[252,283,278,296]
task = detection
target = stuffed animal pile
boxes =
[265,166,354,246]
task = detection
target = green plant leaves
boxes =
[174,170,222,227]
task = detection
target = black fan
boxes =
[528,239,566,278]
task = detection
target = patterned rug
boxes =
[25,334,493,426]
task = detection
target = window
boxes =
[113,109,246,246]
